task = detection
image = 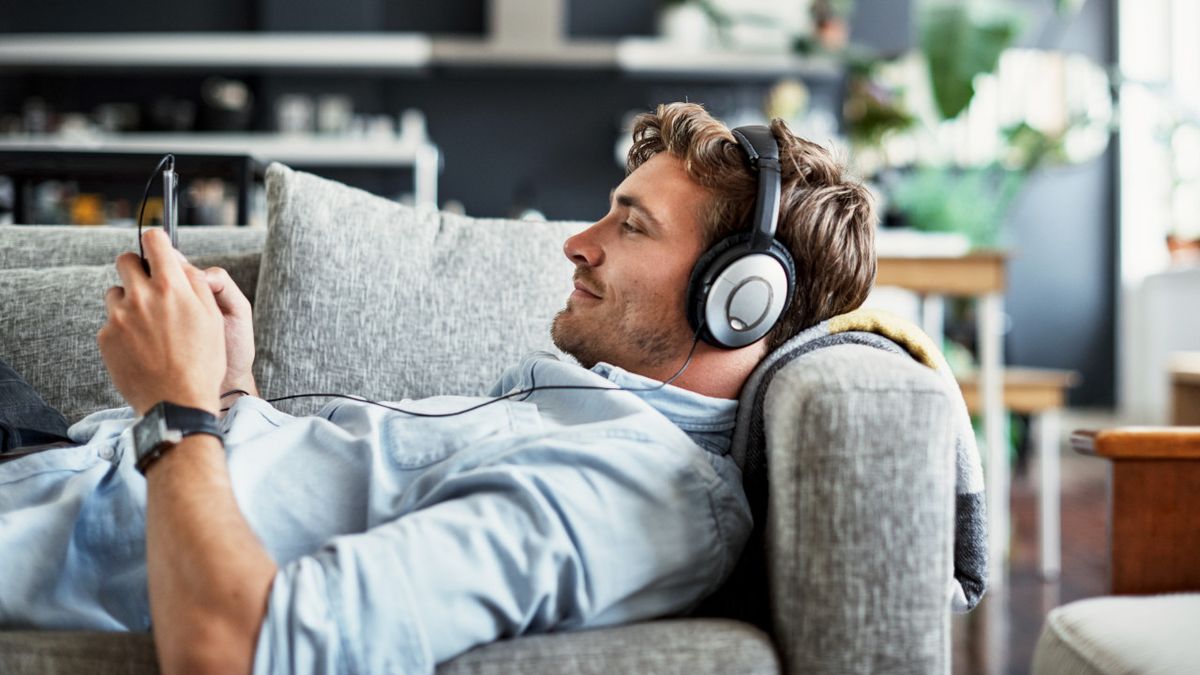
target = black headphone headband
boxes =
[730,126,782,253]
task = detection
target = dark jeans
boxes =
[0,358,74,453]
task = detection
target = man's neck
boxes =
[633,342,766,400]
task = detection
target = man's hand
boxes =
[97,229,225,416]
[203,265,259,398]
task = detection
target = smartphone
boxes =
[162,165,179,248]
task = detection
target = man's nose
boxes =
[562,225,604,267]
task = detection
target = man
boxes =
[0,103,875,674]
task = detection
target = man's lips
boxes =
[572,280,602,300]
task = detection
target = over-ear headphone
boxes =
[685,125,797,349]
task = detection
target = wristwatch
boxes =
[132,401,223,475]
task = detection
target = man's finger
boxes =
[114,252,146,292]
[173,248,202,275]
[203,267,248,311]
[141,229,188,287]
[204,266,229,295]
[104,285,125,313]
[180,259,220,312]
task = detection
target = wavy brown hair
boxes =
[627,102,877,352]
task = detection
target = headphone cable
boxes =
[219,322,706,417]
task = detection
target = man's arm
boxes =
[145,434,276,674]
[98,230,274,674]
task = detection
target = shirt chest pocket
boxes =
[381,400,542,470]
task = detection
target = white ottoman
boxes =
[1032,593,1200,674]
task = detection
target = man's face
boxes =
[551,153,710,373]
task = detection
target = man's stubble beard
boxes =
[551,300,686,372]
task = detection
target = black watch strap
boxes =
[135,401,223,475]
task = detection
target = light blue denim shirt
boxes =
[0,352,749,674]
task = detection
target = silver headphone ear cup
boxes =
[687,232,796,349]
[703,253,790,348]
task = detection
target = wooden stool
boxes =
[958,368,1079,579]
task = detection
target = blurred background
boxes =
[1,2,1197,671]
[2,0,1141,410]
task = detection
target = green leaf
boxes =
[920,2,1023,120]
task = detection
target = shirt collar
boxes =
[588,361,738,434]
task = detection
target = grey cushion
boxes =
[438,619,779,674]
[0,225,265,270]
[1032,593,1200,675]
[0,631,158,675]
[254,163,583,414]
[0,252,260,423]
[763,344,955,673]
[0,619,780,675]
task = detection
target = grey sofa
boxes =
[0,169,957,674]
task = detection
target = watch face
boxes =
[134,409,163,457]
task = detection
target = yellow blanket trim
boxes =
[826,308,945,371]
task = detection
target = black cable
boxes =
[219,322,706,416]
[136,154,175,268]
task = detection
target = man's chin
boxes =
[550,311,600,369]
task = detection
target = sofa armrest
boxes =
[763,344,956,674]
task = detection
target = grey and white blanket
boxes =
[730,308,988,613]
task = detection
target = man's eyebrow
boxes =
[610,189,664,232]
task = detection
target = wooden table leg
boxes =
[980,292,1009,581]
[1037,409,1061,579]
[921,293,945,349]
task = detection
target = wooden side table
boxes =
[959,368,1079,579]
[1071,427,1200,594]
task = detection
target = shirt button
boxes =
[98,445,115,460]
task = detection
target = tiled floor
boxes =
[952,415,1114,675]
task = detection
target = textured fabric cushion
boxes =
[438,619,779,674]
[0,619,779,675]
[0,225,266,270]
[0,252,260,423]
[0,631,159,675]
[1032,593,1200,675]
[254,163,583,414]
[762,344,955,673]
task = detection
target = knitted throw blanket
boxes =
[730,308,988,613]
